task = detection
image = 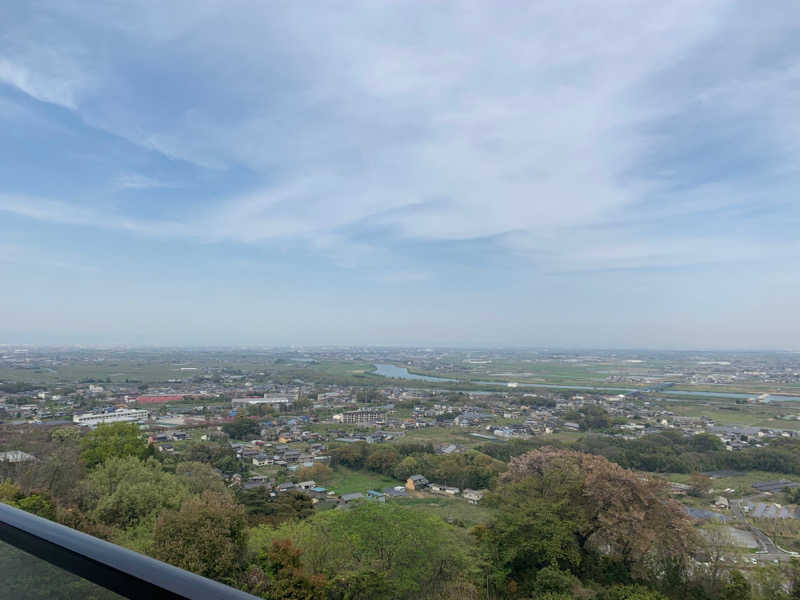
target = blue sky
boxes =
[1,1,799,348]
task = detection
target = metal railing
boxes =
[0,502,262,600]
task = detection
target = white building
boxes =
[463,489,486,504]
[0,450,36,463]
[332,410,383,424]
[73,408,149,427]
[232,393,294,409]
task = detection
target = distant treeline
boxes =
[329,441,506,490]
[480,430,800,475]
[0,382,40,393]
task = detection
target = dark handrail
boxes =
[0,502,262,600]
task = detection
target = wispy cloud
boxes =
[2,1,800,347]
[0,241,97,272]
[114,174,180,191]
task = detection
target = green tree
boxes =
[184,440,244,474]
[1,480,56,520]
[534,565,579,595]
[393,456,422,480]
[222,417,260,440]
[484,448,696,594]
[721,570,751,600]
[250,502,478,599]
[478,480,583,595]
[688,472,713,498]
[152,491,247,582]
[599,584,668,600]
[0,480,23,502]
[294,463,334,484]
[244,539,327,599]
[80,423,151,469]
[365,447,399,474]
[175,461,229,496]
[238,489,313,526]
[80,456,188,529]
[50,426,82,443]
[15,493,56,520]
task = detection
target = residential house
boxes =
[463,489,486,505]
[252,454,272,467]
[340,492,364,504]
[405,474,429,491]
[430,483,459,495]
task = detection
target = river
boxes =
[371,364,800,401]
[373,363,457,382]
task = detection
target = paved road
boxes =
[730,496,795,561]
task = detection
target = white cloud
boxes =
[1,0,798,275]
[114,174,179,190]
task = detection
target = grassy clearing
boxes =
[391,427,491,447]
[326,466,401,495]
[660,401,798,428]
[660,471,800,497]
[393,495,496,528]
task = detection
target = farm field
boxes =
[660,471,800,497]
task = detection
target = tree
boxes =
[50,426,81,443]
[80,456,188,529]
[0,481,56,520]
[184,440,244,474]
[599,584,668,600]
[477,480,584,594]
[751,563,790,600]
[489,448,696,591]
[15,493,56,520]
[175,461,229,496]
[0,479,23,502]
[365,447,399,474]
[80,423,151,469]
[688,434,725,453]
[688,473,712,498]
[238,489,313,526]
[699,522,742,596]
[580,405,613,431]
[222,417,260,440]
[534,565,579,596]
[294,463,333,484]
[249,502,478,599]
[393,456,422,480]
[244,539,327,599]
[330,443,369,469]
[152,491,247,582]
[721,570,751,600]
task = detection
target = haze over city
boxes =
[1,2,799,348]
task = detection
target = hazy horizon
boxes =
[2,343,799,354]
[2,2,799,349]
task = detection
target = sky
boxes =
[1,1,799,349]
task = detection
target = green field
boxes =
[660,401,800,428]
[391,427,495,448]
[326,466,402,495]
[660,471,800,497]
[394,495,496,528]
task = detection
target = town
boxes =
[4,348,800,578]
